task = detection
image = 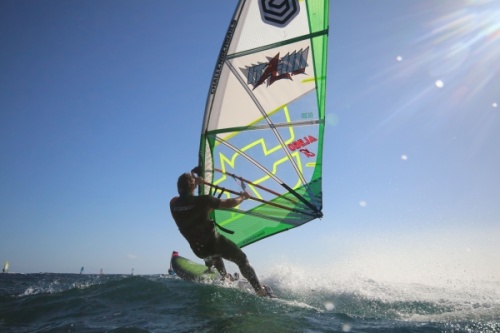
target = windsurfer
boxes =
[170,168,273,297]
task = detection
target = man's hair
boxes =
[177,173,194,196]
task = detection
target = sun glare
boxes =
[379,0,499,130]
[426,1,499,93]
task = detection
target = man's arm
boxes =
[191,167,249,209]
[219,192,249,209]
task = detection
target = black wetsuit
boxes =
[170,194,261,291]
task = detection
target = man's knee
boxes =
[232,253,249,268]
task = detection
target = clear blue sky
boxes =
[1,1,498,281]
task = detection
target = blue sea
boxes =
[1,270,499,333]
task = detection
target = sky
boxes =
[1,0,499,281]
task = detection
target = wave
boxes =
[265,263,500,322]
[0,272,499,332]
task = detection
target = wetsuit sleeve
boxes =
[202,195,221,209]
[169,197,178,213]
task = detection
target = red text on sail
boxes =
[288,135,317,157]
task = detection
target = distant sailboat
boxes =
[100,268,103,275]
[2,261,9,273]
[80,266,84,274]
[131,268,134,276]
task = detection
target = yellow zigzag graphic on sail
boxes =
[214,105,310,200]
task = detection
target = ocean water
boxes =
[0,270,499,333]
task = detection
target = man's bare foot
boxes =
[222,273,235,282]
[256,285,276,298]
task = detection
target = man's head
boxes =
[177,172,196,196]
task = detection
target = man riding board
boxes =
[170,167,273,297]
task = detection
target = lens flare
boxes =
[324,302,335,311]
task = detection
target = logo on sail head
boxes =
[240,47,309,90]
[259,0,300,27]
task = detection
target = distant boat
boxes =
[2,261,9,273]
[80,266,84,274]
[131,268,134,276]
[100,268,103,275]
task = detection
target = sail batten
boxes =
[199,0,329,248]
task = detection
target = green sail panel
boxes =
[199,0,329,248]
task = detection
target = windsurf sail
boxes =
[2,261,9,273]
[198,0,329,247]
[80,266,84,274]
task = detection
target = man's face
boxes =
[188,174,196,192]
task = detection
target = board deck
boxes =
[169,251,276,298]
[170,253,219,282]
